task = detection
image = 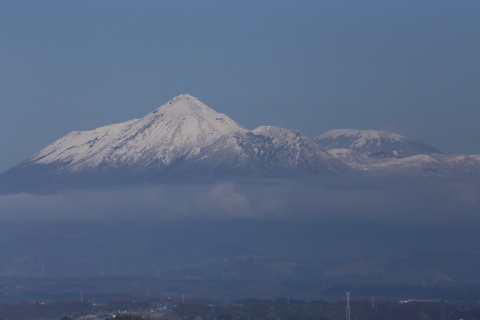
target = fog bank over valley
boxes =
[1,176,478,225]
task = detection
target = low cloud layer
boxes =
[0,176,478,226]
[0,176,479,277]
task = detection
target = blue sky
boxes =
[1,0,479,172]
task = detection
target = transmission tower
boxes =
[346,292,351,320]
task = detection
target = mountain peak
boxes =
[24,94,245,172]
[151,93,216,118]
[168,93,197,104]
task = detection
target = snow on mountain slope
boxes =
[184,126,348,175]
[368,154,480,175]
[29,94,246,172]
[443,154,480,175]
[327,148,378,168]
[329,149,480,175]
[315,129,442,159]
[3,94,479,195]
[373,154,441,172]
[0,94,351,194]
[315,129,480,175]
[327,147,442,173]
[249,126,347,173]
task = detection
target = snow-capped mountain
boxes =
[29,94,246,171]
[184,125,347,176]
[0,94,346,193]
[315,129,480,175]
[315,129,442,159]
[2,95,480,194]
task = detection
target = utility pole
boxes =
[346,292,351,320]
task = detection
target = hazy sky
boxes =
[1,1,479,172]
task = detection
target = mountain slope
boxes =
[315,129,442,159]
[315,129,480,175]
[29,94,246,172]
[0,94,347,193]
[185,126,348,176]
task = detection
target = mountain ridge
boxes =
[0,94,348,194]
[1,94,480,194]
[29,94,246,171]
[315,129,480,175]
[315,129,443,158]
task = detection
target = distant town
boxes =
[2,275,480,320]
[1,294,480,320]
